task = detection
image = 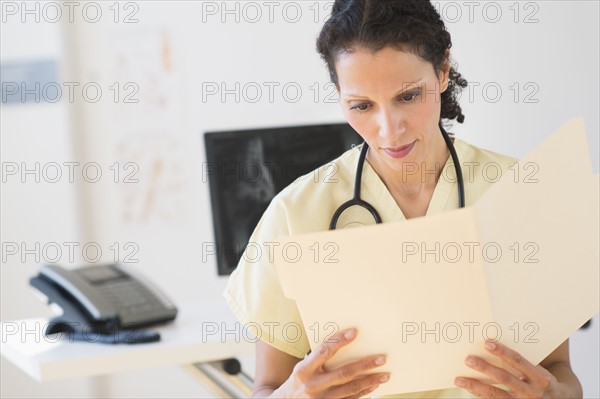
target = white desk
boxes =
[1,300,254,397]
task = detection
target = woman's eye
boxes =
[400,92,419,102]
[350,103,370,112]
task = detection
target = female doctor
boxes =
[223,1,583,398]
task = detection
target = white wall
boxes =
[0,4,94,397]
[1,1,598,398]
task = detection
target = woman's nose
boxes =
[378,109,405,140]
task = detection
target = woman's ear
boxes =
[439,50,451,93]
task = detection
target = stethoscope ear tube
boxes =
[439,123,465,208]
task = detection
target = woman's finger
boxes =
[343,384,378,399]
[484,341,549,387]
[326,372,389,398]
[311,353,387,387]
[301,328,358,374]
[454,376,513,398]
[463,355,528,392]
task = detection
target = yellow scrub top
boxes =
[223,138,517,398]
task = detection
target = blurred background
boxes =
[1,1,598,397]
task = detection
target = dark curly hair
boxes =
[316,0,468,124]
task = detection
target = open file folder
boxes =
[274,117,599,395]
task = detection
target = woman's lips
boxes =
[383,141,416,158]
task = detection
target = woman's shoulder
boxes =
[453,137,519,204]
[265,145,362,233]
[272,145,361,204]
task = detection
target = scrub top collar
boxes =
[342,138,466,222]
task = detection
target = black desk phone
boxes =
[30,264,178,344]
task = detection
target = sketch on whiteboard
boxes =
[108,28,180,139]
[105,27,188,225]
[116,139,186,224]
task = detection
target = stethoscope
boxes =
[329,123,465,230]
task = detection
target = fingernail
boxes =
[484,341,496,350]
[380,374,390,383]
[375,356,386,366]
[465,357,476,367]
[454,377,465,387]
[344,329,356,339]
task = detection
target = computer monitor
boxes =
[204,123,362,275]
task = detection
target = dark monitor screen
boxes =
[204,123,362,276]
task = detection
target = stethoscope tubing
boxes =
[329,123,465,230]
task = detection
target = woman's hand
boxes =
[454,341,565,398]
[272,328,390,399]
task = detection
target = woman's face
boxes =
[336,46,449,172]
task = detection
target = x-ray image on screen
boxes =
[204,123,362,275]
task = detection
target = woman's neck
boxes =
[367,132,451,211]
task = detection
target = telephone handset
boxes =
[30,264,178,344]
